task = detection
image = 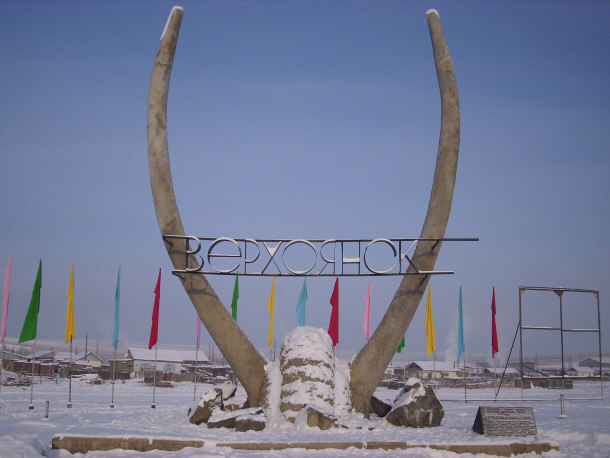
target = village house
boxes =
[123,347,210,375]
[579,357,610,371]
[482,366,520,380]
[1,351,28,370]
[399,361,464,381]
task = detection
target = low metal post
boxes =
[558,392,567,419]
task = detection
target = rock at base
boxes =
[385,378,444,428]
[224,396,248,411]
[235,413,266,432]
[208,407,264,429]
[370,395,392,418]
[188,388,223,425]
[219,381,237,400]
[296,405,337,430]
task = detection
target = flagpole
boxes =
[463,349,467,401]
[1,256,11,401]
[111,265,120,409]
[151,345,157,408]
[110,346,117,408]
[194,336,198,402]
[67,338,72,408]
[0,339,4,398]
[491,356,498,399]
[149,268,161,409]
[29,339,36,409]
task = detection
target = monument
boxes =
[147,6,461,418]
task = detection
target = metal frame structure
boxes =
[440,286,603,410]
[518,286,603,399]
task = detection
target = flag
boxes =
[328,278,339,347]
[18,260,41,343]
[363,281,372,342]
[296,279,307,326]
[425,284,435,355]
[491,287,499,358]
[65,263,75,343]
[196,314,201,350]
[397,336,405,353]
[148,268,161,350]
[458,286,465,359]
[113,267,121,350]
[267,277,275,347]
[1,256,12,343]
[231,275,239,321]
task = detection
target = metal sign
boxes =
[472,406,537,436]
[163,235,478,277]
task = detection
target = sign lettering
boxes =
[163,235,477,277]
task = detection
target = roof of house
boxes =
[126,347,209,363]
[484,367,519,375]
[54,352,73,362]
[579,357,610,365]
[75,351,102,361]
[34,350,55,359]
[1,352,29,361]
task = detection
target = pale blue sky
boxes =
[0,1,608,362]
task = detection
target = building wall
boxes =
[133,360,180,374]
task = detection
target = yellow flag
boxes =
[65,263,75,343]
[425,284,435,355]
[267,277,275,347]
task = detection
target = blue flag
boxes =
[458,286,465,359]
[296,279,307,326]
[113,266,121,350]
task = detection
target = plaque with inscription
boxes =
[472,406,537,436]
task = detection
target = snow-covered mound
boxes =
[278,326,336,422]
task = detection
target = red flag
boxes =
[148,268,161,350]
[491,287,499,358]
[328,278,339,347]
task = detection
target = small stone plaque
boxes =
[472,406,537,437]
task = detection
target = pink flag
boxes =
[1,256,11,342]
[196,314,201,350]
[363,281,372,342]
[491,287,499,358]
[148,268,161,350]
[328,278,339,347]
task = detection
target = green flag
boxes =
[396,336,405,354]
[19,260,42,343]
[231,275,239,321]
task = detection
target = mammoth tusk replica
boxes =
[147,7,460,415]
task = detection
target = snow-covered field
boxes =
[0,375,608,457]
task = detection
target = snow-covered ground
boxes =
[0,374,608,457]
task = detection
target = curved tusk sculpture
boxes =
[147,7,268,406]
[349,9,460,415]
[147,7,460,415]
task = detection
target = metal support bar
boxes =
[441,397,603,403]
